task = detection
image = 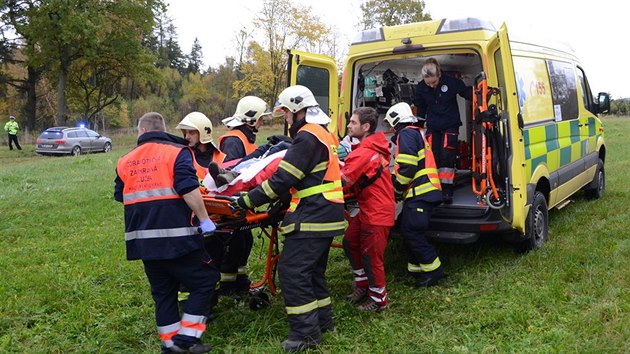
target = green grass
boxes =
[1,118,629,353]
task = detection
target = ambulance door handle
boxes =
[578,123,589,127]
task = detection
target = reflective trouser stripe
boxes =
[407,257,442,273]
[238,266,247,275]
[179,313,207,338]
[353,268,368,283]
[438,168,455,184]
[317,297,331,307]
[285,297,331,315]
[158,322,181,347]
[221,273,237,282]
[286,300,318,315]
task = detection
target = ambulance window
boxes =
[547,60,578,121]
[577,67,596,113]
[296,66,330,115]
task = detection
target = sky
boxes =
[168,0,630,98]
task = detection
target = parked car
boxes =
[36,127,112,156]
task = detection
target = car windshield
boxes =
[39,131,63,139]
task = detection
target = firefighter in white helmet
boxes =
[218,96,268,162]
[234,85,345,352]
[385,102,445,288]
[176,111,226,181]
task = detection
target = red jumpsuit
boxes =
[340,131,395,308]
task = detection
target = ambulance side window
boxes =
[297,66,330,115]
[547,60,578,121]
[576,67,596,114]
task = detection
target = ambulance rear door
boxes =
[287,50,340,136]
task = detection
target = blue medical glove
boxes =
[199,217,216,235]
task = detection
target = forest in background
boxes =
[1,0,626,135]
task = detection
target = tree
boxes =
[359,0,431,29]
[186,38,203,75]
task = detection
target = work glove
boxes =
[267,134,293,146]
[199,217,217,236]
[232,193,254,212]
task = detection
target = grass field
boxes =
[1,118,629,353]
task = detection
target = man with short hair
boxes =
[114,112,219,354]
[4,116,22,150]
[341,107,395,312]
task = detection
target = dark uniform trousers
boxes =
[399,200,439,268]
[278,236,333,342]
[220,229,253,290]
[427,127,458,189]
[143,249,220,347]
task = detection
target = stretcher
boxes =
[471,72,506,209]
[202,193,347,310]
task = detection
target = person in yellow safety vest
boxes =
[176,112,226,184]
[234,85,346,353]
[114,112,219,354]
[385,102,446,288]
[4,116,22,150]
[212,96,271,298]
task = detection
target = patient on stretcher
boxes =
[204,140,291,195]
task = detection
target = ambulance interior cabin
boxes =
[352,52,485,206]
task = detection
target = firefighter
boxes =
[175,112,226,310]
[341,107,396,312]
[385,102,445,287]
[214,96,269,297]
[114,112,219,354]
[176,111,226,183]
[414,57,472,204]
[234,85,346,353]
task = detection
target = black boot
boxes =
[415,267,445,288]
[442,184,454,204]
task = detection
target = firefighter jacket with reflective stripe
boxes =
[247,120,346,238]
[394,125,442,203]
[341,131,395,227]
[4,120,18,135]
[218,126,257,161]
[114,132,203,261]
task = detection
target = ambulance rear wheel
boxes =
[523,191,548,251]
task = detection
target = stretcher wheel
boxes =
[249,291,270,310]
[486,190,505,209]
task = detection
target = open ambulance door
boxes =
[486,24,524,232]
[286,50,340,136]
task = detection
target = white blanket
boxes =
[203,150,287,193]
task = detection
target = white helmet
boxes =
[223,96,268,128]
[384,102,417,128]
[274,85,330,124]
[176,112,214,144]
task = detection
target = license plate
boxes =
[41,144,53,148]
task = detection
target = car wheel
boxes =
[103,142,112,153]
[521,191,548,251]
[72,146,82,156]
[585,158,604,200]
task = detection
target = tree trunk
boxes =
[26,66,39,131]
[57,67,68,126]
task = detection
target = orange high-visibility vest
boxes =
[218,129,257,155]
[288,123,344,212]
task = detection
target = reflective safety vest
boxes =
[288,123,344,212]
[218,129,257,155]
[395,126,441,199]
[4,121,18,135]
[193,148,226,182]
[117,141,200,260]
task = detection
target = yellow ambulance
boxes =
[286,18,610,250]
